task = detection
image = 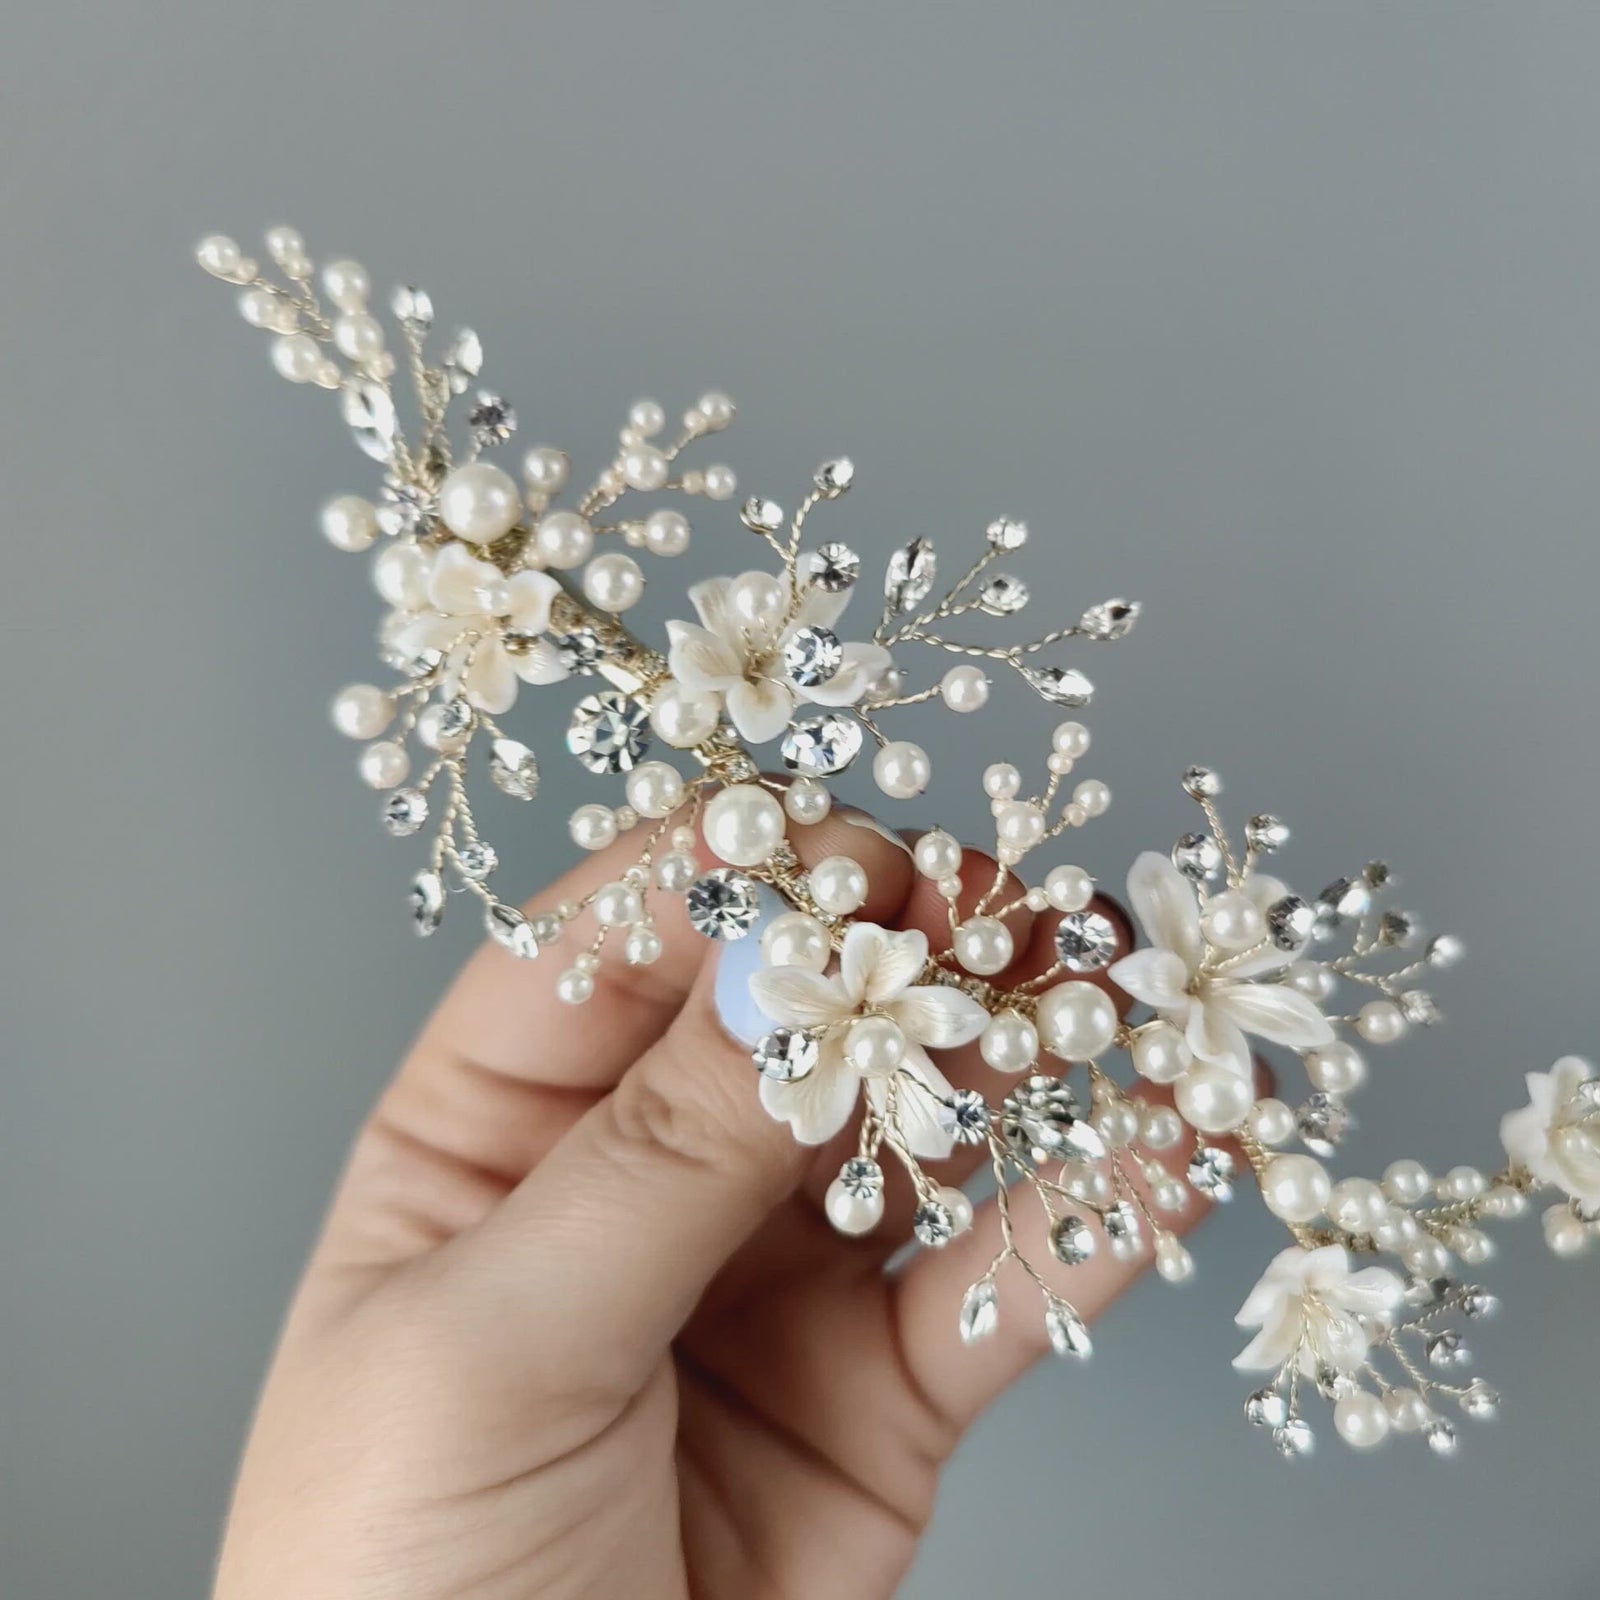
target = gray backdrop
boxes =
[5,3,1599,1596]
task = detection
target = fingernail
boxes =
[839,808,914,856]
[713,884,786,1046]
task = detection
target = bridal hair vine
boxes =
[198,225,1596,1459]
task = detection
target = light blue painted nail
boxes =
[713,883,786,1046]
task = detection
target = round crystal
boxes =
[939,1088,991,1145]
[1424,1419,1458,1456]
[802,541,860,592]
[1187,1145,1236,1201]
[781,712,863,776]
[1053,910,1118,972]
[486,902,538,959]
[382,788,429,837]
[979,574,1029,615]
[814,457,854,496]
[685,869,761,940]
[1247,813,1290,853]
[552,628,606,674]
[838,1157,883,1199]
[1245,1388,1289,1429]
[1182,766,1222,799]
[1000,1075,1105,1167]
[1049,1213,1095,1266]
[912,1201,955,1248]
[409,869,445,937]
[567,691,650,774]
[1460,1381,1499,1419]
[751,1027,819,1082]
[457,841,497,880]
[1172,832,1223,881]
[740,495,784,533]
[1273,1418,1314,1457]
[986,516,1028,550]
[782,625,843,687]
[1267,894,1316,950]
[488,738,540,799]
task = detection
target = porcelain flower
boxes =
[391,543,566,714]
[1501,1056,1600,1207]
[749,922,988,1157]
[1233,1244,1404,1375]
[665,569,893,743]
[1109,852,1334,1079]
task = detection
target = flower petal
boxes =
[1209,981,1335,1050]
[393,611,467,658]
[427,542,502,616]
[1336,1265,1405,1319]
[866,1046,956,1160]
[1108,947,1191,1012]
[724,678,795,744]
[748,965,852,1030]
[841,923,927,1006]
[796,577,852,631]
[512,639,570,685]
[504,569,561,635]
[801,642,894,708]
[887,983,989,1049]
[666,620,742,692]
[1126,851,1203,973]
[1186,1003,1254,1079]
[460,638,519,715]
[688,575,733,636]
[759,1046,861,1145]
[1232,1316,1301,1373]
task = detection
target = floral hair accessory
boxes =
[197,225,1596,1459]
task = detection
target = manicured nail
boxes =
[713,884,785,1046]
[839,808,913,856]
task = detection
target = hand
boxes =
[213,809,1220,1600]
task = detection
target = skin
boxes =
[213,810,1230,1600]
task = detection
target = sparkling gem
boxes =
[781,712,863,776]
[1172,832,1223,881]
[782,625,843,686]
[1318,876,1371,921]
[1044,1298,1092,1358]
[1078,598,1141,641]
[1427,1331,1470,1369]
[1400,989,1441,1026]
[884,537,937,613]
[986,516,1028,550]
[979,574,1029,614]
[959,1280,1000,1344]
[433,697,474,742]
[486,902,538,959]
[1315,1365,1356,1401]
[382,788,429,837]
[1049,1213,1096,1266]
[1053,910,1118,972]
[1460,1381,1499,1419]
[802,541,861,592]
[912,1201,955,1248]
[341,379,399,463]
[1363,861,1393,890]
[529,912,563,945]
[685,869,761,940]
[377,481,434,537]
[1423,1419,1458,1456]
[409,869,445,936]
[1000,1075,1106,1167]
[838,1157,883,1199]
[751,1027,819,1082]
[814,457,854,496]
[488,738,540,799]
[1273,1418,1314,1457]
[1266,894,1316,950]
[1297,1092,1350,1156]
[390,284,434,329]
[1245,1388,1289,1428]
[1378,909,1417,947]
[1426,933,1465,968]
[1247,813,1290,853]
[457,841,497,880]
[1019,664,1094,707]
[1102,1200,1140,1243]
[740,496,784,533]
[567,691,650,773]
[1188,1145,1237,1201]
[551,627,607,674]
[1462,1288,1499,1318]
[939,1088,991,1145]
[1182,766,1221,799]
[468,389,516,445]
[441,327,483,393]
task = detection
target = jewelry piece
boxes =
[198,225,1595,1458]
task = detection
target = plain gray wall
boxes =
[4,2,1600,1596]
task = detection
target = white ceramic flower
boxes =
[1108,852,1334,1079]
[1233,1244,1404,1375]
[391,543,566,714]
[749,922,988,1157]
[665,569,893,743]
[1501,1056,1600,1207]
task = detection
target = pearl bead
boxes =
[625,927,663,965]
[628,398,665,436]
[1044,865,1093,913]
[372,542,430,608]
[1131,1021,1191,1084]
[643,508,690,557]
[1199,890,1264,951]
[271,333,320,383]
[701,463,737,500]
[264,224,306,266]
[913,829,962,880]
[1140,1104,1184,1151]
[330,683,392,740]
[1326,1177,1389,1233]
[954,916,1013,976]
[1025,888,1048,912]
[649,682,720,748]
[556,969,594,1005]
[1383,1159,1431,1205]
[569,804,618,851]
[196,234,243,278]
[702,784,786,868]
[656,851,697,893]
[1052,721,1090,759]
[810,855,868,915]
[940,664,990,712]
[980,1010,1038,1073]
[1095,1099,1141,1148]
[1356,999,1408,1044]
[845,1015,905,1075]
[995,801,1045,852]
[874,740,930,798]
[1405,1237,1451,1277]
[1072,779,1111,818]
[697,391,735,429]
[783,777,831,824]
[520,446,569,495]
[439,462,521,545]
[321,258,370,311]
[983,763,1021,800]
[416,701,470,753]
[936,874,963,900]
[1155,1235,1195,1283]
[825,1179,883,1236]
[594,881,644,927]
[582,551,645,613]
[620,443,669,491]
[358,740,409,789]
[1305,1041,1367,1096]
[624,761,685,819]
[1440,1164,1486,1201]
[1036,982,1118,1061]
[1246,1097,1296,1146]
[1285,961,1337,1003]
[762,912,831,972]
[1335,1390,1391,1449]
[533,509,594,569]
[1174,1062,1253,1134]
[1260,1154,1331,1223]
[1385,1388,1432,1433]
[239,288,291,331]
[1544,1205,1592,1257]
[333,312,385,363]
[320,494,379,552]
[939,1186,976,1236]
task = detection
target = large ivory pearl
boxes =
[913,829,962,881]
[1199,890,1264,952]
[372,541,430,609]
[1173,1062,1253,1134]
[1044,865,1093,913]
[1260,1154,1331,1223]
[762,911,831,972]
[358,740,409,789]
[438,462,521,545]
[1334,1390,1390,1449]
[330,683,392,740]
[583,551,645,613]
[810,855,868,915]
[271,333,319,382]
[845,1015,905,1075]
[1036,982,1118,1061]
[643,508,690,556]
[650,682,720,748]
[1131,1021,1191,1084]
[569,804,618,851]
[995,800,1045,852]
[874,740,930,798]
[783,776,831,824]
[1247,1097,1296,1146]
[940,664,989,712]
[533,509,595,569]
[1305,1041,1367,1096]
[320,495,379,552]
[702,784,786,867]
[825,1179,884,1236]
[980,1009,1038,1073]
[624,761,685,818]
[1327,1177,1389,1233]
[321,258,370,311]
[333,312,385,363]
[1357,1000,1408,1045]
[1053,721,1091,759]
[954,916,1013,976]
[522,446,570,494]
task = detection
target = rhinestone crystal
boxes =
[1266,894,1316,950]
[1297,1092,1349,1155]
[781,712,863,775]
[487,738,540,799]
[685,869,761,939]
[486,902,538,959]
[740,496,784,533]
[341,379,399,463]
[1053,910,1118,972]
[1245,1388,1290,1428]
[1000,1075,1107,1167]
[468,390,516,445]
[441,327,483,393]
[979,574,1030,615]
[751,1027,819,1082]
[939,1088,991,1145]
[838,1157,883,1199]
[884,537,937,613]
[382,788,429,837]
[1172,832,1224,881]
[1044,1299,1092,1358]
[912,1201,956,1248]
[814,457,855,496]
[782,625,843,686]
[1049,1213,1096,1266]
[1188,1145,1237,1201]
[1077,598,1141,641]
[802,541,861,592]
[390,284,435,329]
[409,869,445,937]
[1019,664,1094,708]
[959,1280,1000,1344]
[1247,813,1290,853]
[1182,766,1221,800]
[567,691,650,773]
[986,516,1028,550]
[551,627,607,674]
[456,841,497,880]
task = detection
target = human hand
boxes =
[213,808,1224,1600]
